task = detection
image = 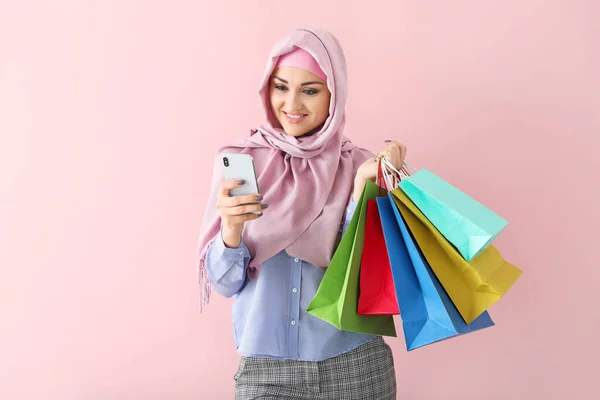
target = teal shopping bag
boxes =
[399,169,508,261]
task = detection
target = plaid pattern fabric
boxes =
[234,337,396,399]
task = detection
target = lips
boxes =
[283,111,308,124]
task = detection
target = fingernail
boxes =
[255,195,263,201]
[384,140,391,143]
[261,204,269,209]
[258,212,263,217]
[237,179,245,185]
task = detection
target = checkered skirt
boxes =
[234,336,396,399]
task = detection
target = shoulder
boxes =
[345,145,375,167]
[341,136,375,158]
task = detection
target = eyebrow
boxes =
[273,76,324,86]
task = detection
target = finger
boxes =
[222,213,263,229]
[222,202,267,216]
[379,150,403,173]
[220,193,263,208]
[383,140,398,149]
[379,149,393,161]
[390,143,406,164]
[384,143,406,165]
[399,145,407,163]
[389,142,402,154]
[244,212,263,222]
[219,179,247,197]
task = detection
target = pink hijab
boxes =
[197,27,373,310]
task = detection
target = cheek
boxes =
[314,95,331,117]
[269,90,281,110]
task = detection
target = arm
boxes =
[205,230,250,298]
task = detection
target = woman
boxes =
[197,27,407,399]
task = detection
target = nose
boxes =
[285,91,303,112]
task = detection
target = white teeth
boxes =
[286,113,303,119]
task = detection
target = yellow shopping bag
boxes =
[390,188,523,324]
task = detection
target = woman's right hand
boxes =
[216,179,266,248]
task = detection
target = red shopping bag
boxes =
[357,163,400,315]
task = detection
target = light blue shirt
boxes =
[205,200,376,362]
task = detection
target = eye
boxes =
[274,84,287,92]
[303,88,319,96]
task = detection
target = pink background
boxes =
[1,1,598,399]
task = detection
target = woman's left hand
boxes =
[353,140,408,201]
[375,140,407,171]
[357,140,408,182]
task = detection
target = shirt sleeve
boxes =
[342,199,359,236]
[332,199,359,251]
[205,230,250,298]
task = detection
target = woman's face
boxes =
[269,66,331,137]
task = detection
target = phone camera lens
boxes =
[223,157,229,167]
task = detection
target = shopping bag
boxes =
[399,168,508,261]
[378,196,494,350]
[306,180,397,336]
[357,199,400,315]
[357,161,399,315]
[390,188,522,324]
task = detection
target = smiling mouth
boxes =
[284,112,307,118]
[283,111,308,124]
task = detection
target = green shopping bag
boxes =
[306,180,397,337]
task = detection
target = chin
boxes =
[279,121,311,137]
[285,128,311,137]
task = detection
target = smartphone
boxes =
[221,153,260,198]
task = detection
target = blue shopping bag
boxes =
[399,169,508,261]
[377,196,494,351]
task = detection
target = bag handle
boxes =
[377,159,401,192]
[380,157,418,188]
[376,161,388,196]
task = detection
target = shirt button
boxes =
[291,320,296,326]
[238,251,244,256]
[294,257,299,263]
[347,208,351,213]
[292,287,298,293]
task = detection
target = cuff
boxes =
[208,230,251,281]
[345,200,359,224]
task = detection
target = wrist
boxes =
[352,174,368,202]
[221,225,243,248]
